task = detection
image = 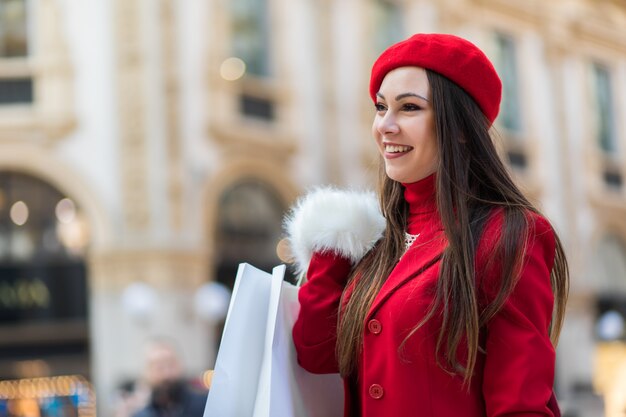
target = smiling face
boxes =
[372,67,438,184]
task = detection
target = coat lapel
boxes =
[367,237,445,320]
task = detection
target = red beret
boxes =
[370,33,502,124]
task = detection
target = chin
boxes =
[385,167,416,183]
[385,170,410,183]
[385,168,431,184]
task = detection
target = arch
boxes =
[214,180,286,285]
[0,148,96,382]
[204,158,298,244]
[202,157,299,273]
[0,144,112,248]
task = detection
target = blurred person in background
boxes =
[132,338,207,417]
[112,379,150,417]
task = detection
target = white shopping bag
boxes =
[204,264,273,417]
[204,263,343,417]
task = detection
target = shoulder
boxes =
[476,208,557,301]
[480,207,554,245]
[477,208,556,272]
[185,390,208,412]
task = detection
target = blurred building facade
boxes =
[0,0,625,415]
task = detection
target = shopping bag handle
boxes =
[295,271,306,287]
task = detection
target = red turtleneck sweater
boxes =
[292,174,557,417]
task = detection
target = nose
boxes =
[376,111,399,136]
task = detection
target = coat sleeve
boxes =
[292,251,352,374]
[480,213,557,417]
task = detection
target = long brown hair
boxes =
[336,70,569,384]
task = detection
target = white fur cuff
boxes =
[284,187,386,273]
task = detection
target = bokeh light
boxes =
[220,57,246,81]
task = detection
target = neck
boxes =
[402,174,439,235]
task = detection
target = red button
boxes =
[369,383,384,399]
[368,319,382,334]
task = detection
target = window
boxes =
[239,93,274,120]
[230,0,271,78]
[591,63,618,155]
[0,77,32,104]
[226,0,277,122]
[591,63,621,189]
[372,0,404,54]
[0,0,28,58]
[0,0,32,106]
[506,149,528,170]
[493,33,522,133]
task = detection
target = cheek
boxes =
[372,122,383,147]
[371,119,379,137]
[413,126,438,165]
[423,122,437,151]
[427,138,439,166]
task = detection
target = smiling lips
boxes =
[384,143,414,158]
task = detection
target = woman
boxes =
[286,33,568,417]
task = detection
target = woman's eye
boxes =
[402,103,421,111]
[375,103,387,112]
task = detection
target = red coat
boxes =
[293,207,558,417]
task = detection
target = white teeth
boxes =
[385,145,412,153]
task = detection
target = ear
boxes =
[284,187,386,274]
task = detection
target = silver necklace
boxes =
[403,232,420,255]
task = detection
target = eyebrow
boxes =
[376,92,430,102]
